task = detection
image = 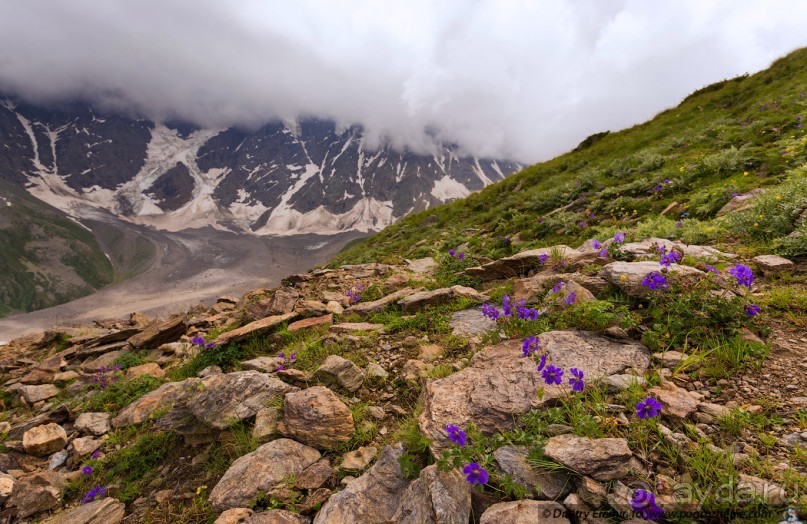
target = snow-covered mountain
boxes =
[0,98,521,235]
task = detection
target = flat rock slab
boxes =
[398,286,486,312]
[648,381,700,419]
[288,314,333,332]
[278,386,354,450]
[449,308,498,339]
[348,288,420,316]
[600,261,705,297]
[406,257,438,276]
[19,384,60,404]
[464,246,578,281]
[753,254,795,274]
[313,444,408,524]
[213,313,298,346]
[127,316,186,349]
[329,323,385,333]
[43,496,125,524]
[493,445,573,500]
[544,435,633,480]
[480,500,570,524]
[209,438,321,511]
[419,332,650,454]
[391,464,471,524]
[619,238,733,262]
[513,274,608,304]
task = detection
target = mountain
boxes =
[0,98,520,316]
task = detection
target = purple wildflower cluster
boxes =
[448,248,465,261]
[641,272,668,291]
[613,232,626,243]
[481,295,540,321]
[191,336,215,349]
[636,397,662,419]
[551,281,564,294]
[729,264,754,289]
[521,336,539,357]
[276,352,297,371]
[631,489,664,521]
[745,304,760,317]
[92,365,121,390]
[591,239,602,249]
[81,486,107,505]
[568,368,585,392]
[444,424,489,485]
[347,284,364,303]
[659,250,681,267]
[538,253,550,265]
[704,265,719,275]
[82,465,93,476]
[535,356,585,392]
[565,291,577,305]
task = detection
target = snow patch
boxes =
[431,175,471,201]
[255,197,394,236]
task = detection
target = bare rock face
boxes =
[7,470,66,519]
[717,188,765,216]
[209,438,321,512]
[479,500,570,524]
[278,386,354,450]
[113,381,195,428]
[340,446,377,471]
[288,314,333,333]
[752,254,795,275]
[390,465,472,524]
[23,423,68,456]
[492,445,573,500]
[313,355,364,392]
[543,435,633,481]
[546,280,596,307]
[648,381,700,419]
[19,384,60,404]
[599,261,705,297]
[43,497,125,523]
[313,444,408,524]
[294,458,334,490]
[419,333,650,453]
[74,412,111,436]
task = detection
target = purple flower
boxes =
[82,465,93,476]
[277,363,284,371]
[458,252,465,261]
[535,354,547,372]
[481,303,500,320]
[729,264,754,289]
[636,397,662,419]
[565,291,577,305]
[542,365,563,385]
[745,304,760,317]
[347,289,362,303]
[449,248,456,257]
[289,352,297,362]
[579,221,587,228]
[522,336,539,357]
[539,254,550,264]
[705,265,719,274]
[568,368,585,392]
[503,236,511,245]
[502,295,513,317]
[357,284,364,291]
[659,251,681,267]
[91,449,101,460]
[81,486,107,505]
[680,212,689,218]
[641,272,668,291]
[446,425,467,446]
[598,248,609,258]
[631,489,664,521]
[676,220,683,228]
[463,462,489,485]
[590,239,602,249]
[551,281,564,294]
[191,336,205,346]
[613,232,626,243]
[663,179,672,185]
[516,304,540,321]
[651,184,663,193]
[205,342,215,349]
[278,352,285,360]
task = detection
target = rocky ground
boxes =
[0,237,804,523]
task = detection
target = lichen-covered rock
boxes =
[74,412,111,436]
[543,435,633,480]
[278,386,354,450]
[390,465,472,524]
[23,423,68,456]
[209,439,320,512]
[313,355,364,392]
[600,261,705,297]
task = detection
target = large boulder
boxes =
[313,356,364,392]
[600,261,705,297]
[464,246,578,281]
[543,435,633,480]
[419,332,650,453]
[390,465,472,524]
[492,445,573,500]
[74,412,111,436]
[479,500,570,524]
[19,384,60,404]
[278,386,354,450]
[113,381,195,428]
[209,439,320,512]
[23,423,68,456]
[43,497,125,523]
[398,286,486,313]
[213,313,298,346]
[7,471,66,519]
[313,444,408,524]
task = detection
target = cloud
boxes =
[1,0,806,163]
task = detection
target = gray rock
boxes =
[604,374,647,392]
[737,474,787,505]
[19,384,60,404]
[329,323,385,333]
[253,407,280,443]
[43,497,125,523]
[479,500,570,524]
[449,308,498,338]
[391,465,471,524]
[213,313,299,346]
[398,286,485,313]
[313,355,364,392]
[753,254,795,275]
[278,386,354,450]
[7,471,66,519]
[717,188,765,216]
[599,261,705,297]
[245,510,311,523]
[209,439,320,512]
[493,445,573,500]
[464,246,578,281]
[127,316,186,349]
[340,446,377,470]
[294,458,334,490]
[348,287,420,316]
[74,412,111,436]
[406,257,438,276]
[241,356,281,373]
[313,444,408,524]
[513,273,608,304]
[48,450,68,470]
[543,435,633,481]
[365,363,389,380]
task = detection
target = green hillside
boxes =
[332,48,807,267]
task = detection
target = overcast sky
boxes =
[1,0,806,163]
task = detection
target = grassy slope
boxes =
[0,180,113,316]
[331,48,807,267]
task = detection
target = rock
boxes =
[267,288,301,316]
[313,355,364,392]
[648,381,699,419]
[74,413,112,437]
[325,301,344,315]
[348,288,420,316]
[398,286,486,312]
[479,500,570,524]
[513,274,608,304]
[21,369,54,385]
[717,188,765,216]
[72,436,102,457]
[0,474,14,497]
[391,465,472,524]
[737,474,787,505]
[7,405,70,440]
[80,349,129,372]
[113,381,193,428]
[340,446,377,470]
[418,344,443,362]
[698,402,730,418]
[619,238,732,262]
[296,300,330,317]
[288,314,333,332]
[365,363,389,380]
[23,423,68,456]
[604,374,647,392]
[214,508,254,524]
[7,470,66,519]
[406,257,438,275]
[329,322,384,333]
[753,254,795,275]
[48,450,68,469]
[209,438,321,511]
[420,333,650,453]
[322,291,344,303]
[253,407,280,443]
[278,386,354,450]
[547,280,596,307]
[543,435,633,480]
[578,476,608,507]
[53,371,80,382]
[652,351,687,368]
[294,458,334,490]
[124,362,165,381]
[600,261,704,297]
[213,313,298,346]
[242,356,282,373]
[464,246,578,281]
[43,497,125,523]
[313,444,408,524]
[245,510,311,523]
[449,308,498,338]
[384,273,410,290]
[492,445,573,500]
[402,359,428,383]
[127,316,186,349]
[19,384,60,404]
